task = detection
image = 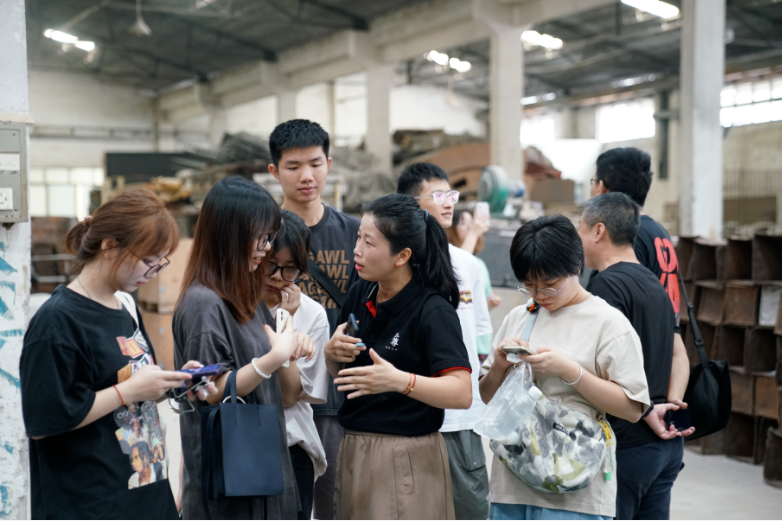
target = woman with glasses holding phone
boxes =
[478,215,649,520]
[261,209,330,520]
[20,189,215,520]
[174,177,315,519]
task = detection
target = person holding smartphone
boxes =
[325,194,472,520]
[173,177,314,520]
[579,193,693,520]
[261,209,330,520]
[20,190,215,520]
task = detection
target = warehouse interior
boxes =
[3,0,782,518]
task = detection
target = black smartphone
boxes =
[346,313,359,338]
[666,408,692,431]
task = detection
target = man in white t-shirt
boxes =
[398,162,493,520]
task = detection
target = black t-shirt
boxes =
[587,262,675,449]
[337,277,471,436]
[20,286,177,520]
[296,203,361,415]
[634,215,681,333]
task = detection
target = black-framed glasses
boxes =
[130,252,170,278]
[414,190,460,205]
[257,231,277,251]
[590,177,599,186]
[265,262,302,282]
[517,280,566,298]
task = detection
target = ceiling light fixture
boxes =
[425,50,472,72]
[621,0,679,19]
[129,0,152,36]
[521,31,563,50]
[521,93,556,105]
[449,57,472,73]
[44,28,96,52]
[425,50,450,66]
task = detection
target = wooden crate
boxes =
[777,337,782,386]
[759,284,782,327]
[138,238,192,313]
[730,367,754,415]
[685,321,718,361]
[680,282,701,323]
[723,282,760,327]
[685,429,727,455]
[141,311,175,372]
[688,239,725,281]
[744,328,777,373]
[754,417,779,465]
[676,236,696,282]
[696,282,724,325]
[752,234,782,282]
[753,372,780,420]
[717,325,745,366]
[764,428,782,489]
[726,412,756,463]
[721,237,753,281]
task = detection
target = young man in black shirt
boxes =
[590,147,690,409]
[579,193,693,520]
[269,119,360,520]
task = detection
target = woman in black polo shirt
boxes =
[325,194,472,520]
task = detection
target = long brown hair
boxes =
[65,189,179,276]
[180,176,281,324]
[446,209,484,254]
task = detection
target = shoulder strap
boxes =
[201,406,220,520]
[679,277,710,370]
[115,291,138,326]
[307,258,345,308]
[521,302,540,342]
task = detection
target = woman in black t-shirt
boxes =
[20,190,215,520]
[324,194,472,520]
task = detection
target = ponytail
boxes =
[364,194,460,309]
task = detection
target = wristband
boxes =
[113,385,125,407]
[251,358,272,379]
[403,373,417,395]
[561,362,583,386]
[402,373,413,395]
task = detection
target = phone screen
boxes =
[346,314,359,337]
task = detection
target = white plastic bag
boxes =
[474,362,541,445]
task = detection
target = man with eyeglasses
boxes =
[398,162,493,521]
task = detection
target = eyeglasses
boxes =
[265,262,302,283]
[132,253,170,278]
[414,190,460,205]
[517,280,566,298]
[590,177,599,186]
[257,231,277,251]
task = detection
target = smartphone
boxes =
[666,408,692,431]
[277,308,291,368]
[502,345,533,356]
[177,364,224,381]
[476,202,490,221]
[346,313,359,338]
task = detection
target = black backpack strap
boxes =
[202,406,220,520]
[679,277,710,370]
[307,258,345,308]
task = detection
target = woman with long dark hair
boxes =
[21,189,212,519]
[174,176,313,519]
[324,193,473,520]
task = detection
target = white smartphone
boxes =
[277,308,291,368]
[476,202,490,221]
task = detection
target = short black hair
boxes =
[270,209,311,274]
[510,215,584,283]
[269,119,330,167]
[595,147,652,206]
[582,193,640,247]
[397,162,449,196]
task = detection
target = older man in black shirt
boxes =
[579,193,691,520]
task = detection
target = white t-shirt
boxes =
[479,297,650,518]
[440,244,493,432]
[272,295,330,479]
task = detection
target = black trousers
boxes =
[289,444,315,521]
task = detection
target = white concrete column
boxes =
[0,0,31,518]
[679,0,725,238]
[208,109,227,148]
[276,90,298,124]
[489,27,525,180]
[365,65,394,173]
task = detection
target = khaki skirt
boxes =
[334,429,455,520]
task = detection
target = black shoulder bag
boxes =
[307,258,345,308]
[201,371,283,519]
[680,279,732,441]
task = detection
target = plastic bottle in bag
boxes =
[497,385,542,445]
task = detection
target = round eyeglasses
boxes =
[131,253,170,278]
[517,280,566,298]
[257,231,277,251]
[414,190,460,205]
[265,262,302,282]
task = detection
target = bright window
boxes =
[31,167,104,220]
[596,98,656,143]
[721,77,782,128]
[520,113,556,145]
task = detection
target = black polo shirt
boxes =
[336,276,471,437]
